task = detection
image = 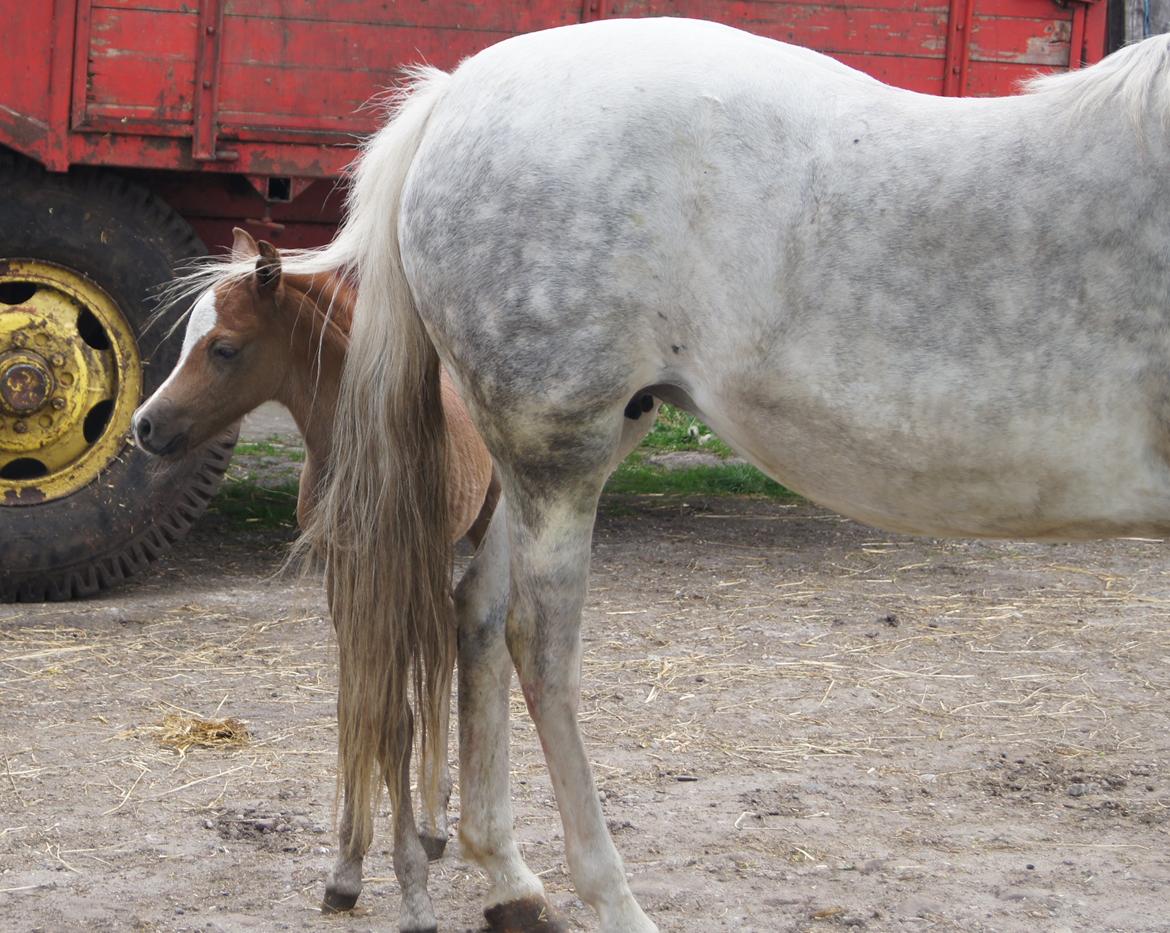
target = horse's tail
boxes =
[298,67,454,854]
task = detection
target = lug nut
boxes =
[13,420,28,434]
[50,353,65,366]
[51,397,66,410]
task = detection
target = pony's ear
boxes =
[231,226,259,261]
[255,240,282,296]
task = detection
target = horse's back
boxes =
[400,18,1170,539]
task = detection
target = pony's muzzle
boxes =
[133,399,190,458]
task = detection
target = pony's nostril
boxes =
[137,415,152,439]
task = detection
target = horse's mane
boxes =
[286,271,355,351]
[1021,33,1170,125]
[152,249,359,347]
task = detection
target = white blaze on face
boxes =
[181,288,219,361]
[152,287,219,400]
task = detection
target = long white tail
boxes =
[292,68,456,853]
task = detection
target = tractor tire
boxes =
[0,154,236,601]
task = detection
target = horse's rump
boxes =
[401,18,1170,539]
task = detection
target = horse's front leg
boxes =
[322,788,365,912]
[455,505,564,931]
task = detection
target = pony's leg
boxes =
[455,505,565,930]
[500,435,657,933]
[322,790,365,912]
[324,745,437,931]
[392,713,438,933]
[417,618,454,861]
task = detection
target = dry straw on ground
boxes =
[151,713,250,754]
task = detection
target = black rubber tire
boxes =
[0,153,236,602]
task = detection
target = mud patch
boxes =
[210,807,324,853]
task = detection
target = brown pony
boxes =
[132,229,496,923]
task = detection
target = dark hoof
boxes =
[321,888,360,913]
[484,896,567,932]
[419,832,448,861]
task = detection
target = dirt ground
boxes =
[2,480,1169,932]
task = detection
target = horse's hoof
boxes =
[419,831,448,861]
[321,888,360,913]
[484,896,567,932]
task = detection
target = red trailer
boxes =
[0,0,1111,600]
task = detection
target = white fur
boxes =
[153,288,217,400]
[150,19,1170,932]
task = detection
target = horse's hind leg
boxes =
[455,505,565,930]
[417,619,454,861]
[498,417,657,933]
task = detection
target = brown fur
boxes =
[138,229,494,859]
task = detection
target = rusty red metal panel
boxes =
[0,1,59,161]
[943,0,976,95]
[46,0,79,171]
[214,1,583,143]
[0,0,1112,251]
[134,170,346,249]
[606,0,1092,96]
[1082,0,1107,64]
[64,130,349,177]
[79,3,197,127]
[225,0,582,32]
[192,0,226,160]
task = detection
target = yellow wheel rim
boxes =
[0,260,142,506]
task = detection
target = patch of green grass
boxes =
[212,405,794,527]
[605,404,795,498]
[638,405,736,457]
[234,439,305,462]
[207,477,300,530]
[605,456,794,498]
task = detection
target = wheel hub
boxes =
[0,260,142,504]
[0,353,53,414]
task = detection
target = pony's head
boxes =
[133,228,296,457]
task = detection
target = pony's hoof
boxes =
[419,831,447,861]
[484,896,567,932]
[321,888,360,913]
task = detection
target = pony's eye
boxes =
[211,343,239,361]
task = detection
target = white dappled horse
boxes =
[207,18,1170,931]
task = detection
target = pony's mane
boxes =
[1021,33,1170,125]
[286,271,355,350]
[153,247,359,343]
[152,65,446,340]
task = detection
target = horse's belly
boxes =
[706,378,1170,540]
